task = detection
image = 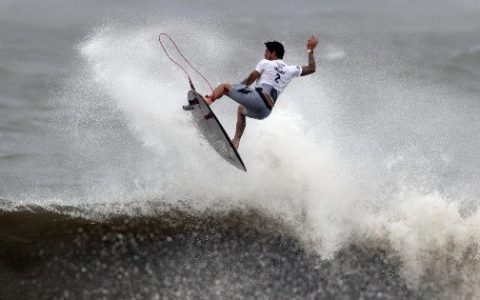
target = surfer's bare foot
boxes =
[231,138,240,149]
[204,95,214,105]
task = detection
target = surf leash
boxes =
[158,33,214,93]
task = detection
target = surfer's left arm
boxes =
[240,70,260,86]
[301,35,318,76]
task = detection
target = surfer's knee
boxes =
[222,83,232,94]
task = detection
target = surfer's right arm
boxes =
[301,35,318,76]
[240,70,260,86]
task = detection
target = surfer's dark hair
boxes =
[264,41,285,59]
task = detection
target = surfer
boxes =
[204,35,318,149]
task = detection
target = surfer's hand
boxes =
[307,36,318,51]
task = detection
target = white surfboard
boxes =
[183,90,247,172]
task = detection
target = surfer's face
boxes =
[264,49,276,60]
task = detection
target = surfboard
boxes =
[183,90,247,172]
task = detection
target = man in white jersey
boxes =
[205,36,318,149]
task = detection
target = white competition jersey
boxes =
[255,59,302,94]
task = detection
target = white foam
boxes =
[320,44,347,61]
[362,192,480,293]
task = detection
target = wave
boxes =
[451,45,480,69]
[0,202,411,299]
[1,195,479,299]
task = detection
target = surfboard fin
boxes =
[203,112,214,120]
[183,98,200,111]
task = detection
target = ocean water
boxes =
[1,0,480,299]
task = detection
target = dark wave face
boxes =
[4,198,479,299]
[1,203,414,300]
